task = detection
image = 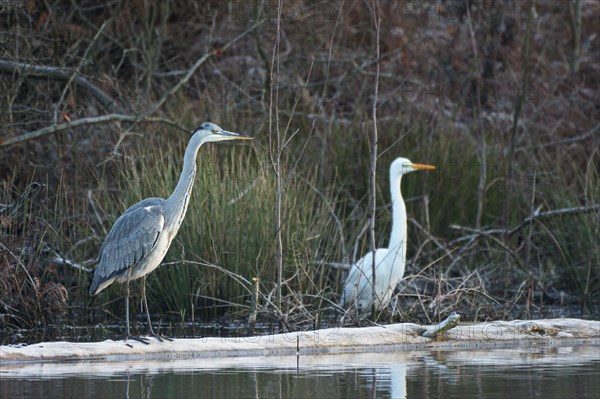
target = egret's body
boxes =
[341,157,435,310]
[89,122,252,342]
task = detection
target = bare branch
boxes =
[516,123,600,152]
[449,203,600,245]
[0,59,124,114]
[0,114,187,147]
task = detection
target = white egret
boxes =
[341,157,435,311]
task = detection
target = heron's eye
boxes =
[212,129,219,134]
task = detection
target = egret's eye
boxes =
[212,129,219,134]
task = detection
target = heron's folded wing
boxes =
[91,203,165,291]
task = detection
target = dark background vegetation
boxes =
[0,0,598,343]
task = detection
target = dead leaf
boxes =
[60,112,71,122]
[36,12,48,31]
[214,47,224,59]
[0,216,11,228]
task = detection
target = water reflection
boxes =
[1,346,598,399]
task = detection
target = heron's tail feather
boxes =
[89,272,112,296]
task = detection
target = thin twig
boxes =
[568,0,582,74]
[283,1,345,191]
[0,242,36,289]
[57,21,108,114]
[409,218,456,262]
[87,189,108,236]
[504,0,536,246]
[164,260,253,296]
[466,5,487,229]
[140,20,264,119]
[270,0,284,315]
[299,176,346,256]
[369,0,382,320]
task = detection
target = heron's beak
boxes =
[222,130,254,140]
[410,163,436,171]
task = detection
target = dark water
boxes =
[1,346,599,399]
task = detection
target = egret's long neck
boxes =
[388,172,407,265]
[165,135,206,234]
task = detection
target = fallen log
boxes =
[1,318,598,364]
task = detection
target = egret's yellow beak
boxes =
[410,163,436,171]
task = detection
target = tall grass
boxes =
[0,169,94,341]
[92,130,344,325]
[537,156,600,312]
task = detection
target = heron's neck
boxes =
[165,135,206,234]
[388,173,407,264]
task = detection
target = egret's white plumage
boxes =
[341,157,435,310]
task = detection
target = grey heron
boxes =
[89,122,252,343]
[341,157,435,311]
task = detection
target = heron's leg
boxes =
[125,280,130,337]
[141,276,172,342]
[141,276,157,338]
[124,279,149,345]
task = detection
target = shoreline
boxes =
[2,318,598,365]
